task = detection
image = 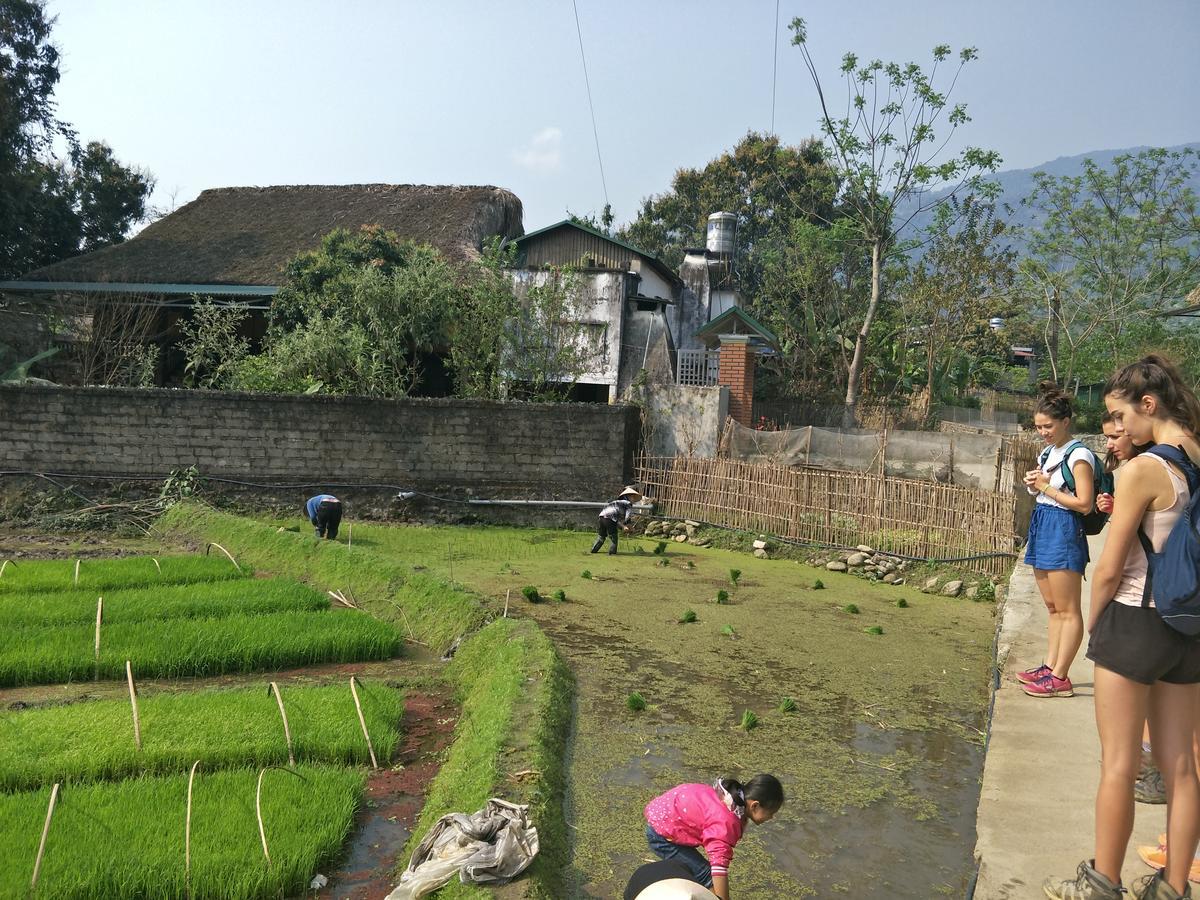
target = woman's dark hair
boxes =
[1104,354,1200,436]
[1034,380,1074,422]
[721,774,784,812]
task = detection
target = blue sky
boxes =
[46,0,1200,231]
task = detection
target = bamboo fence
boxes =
[636,454,1019,577]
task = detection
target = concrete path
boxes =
[973,532,1165,898]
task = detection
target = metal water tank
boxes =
[706,212,737,255]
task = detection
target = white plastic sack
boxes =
[385,798,539,900]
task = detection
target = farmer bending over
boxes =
[306,493,342,540]
[591,486,641,555]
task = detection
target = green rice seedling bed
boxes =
[0,578,327,628]
[0,764,362,900]
[0,682,403,792]
[0,556,249,595]
[0,611,402,687]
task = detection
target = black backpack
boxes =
[1041,440,1113,535]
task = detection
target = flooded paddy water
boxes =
[358,525,998,899]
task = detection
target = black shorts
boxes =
[1087,601,1200,685]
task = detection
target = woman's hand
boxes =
[1097,493,1114,514]
[1024,469,1050,493]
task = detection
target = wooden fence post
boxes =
[126,660,142,750]
[31,783,61,891]
[349,677,379,769]
[269,682,295,767]
[186,760,200,899]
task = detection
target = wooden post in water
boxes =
[269,682,295,767]
[126,660,142,750]
[349,677,378,769]
[31,783,60,891]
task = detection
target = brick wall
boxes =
[718,338,755,427]
[0,386,640,509]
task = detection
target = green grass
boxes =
[0,578,326,628]
[0,555,249,595]
[680,609,697,624]
[740,709,759,731]
[626,692,647,712]
[0,764,362,899]
[0,682,403,792]
[158,505,485,652]
[0,610,402,687]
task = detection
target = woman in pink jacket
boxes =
[643,774,784,900]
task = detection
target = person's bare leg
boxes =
[1034,569,1060,670]
[1047,569,1083,680]
[1093,666,1151,885]
[1151,682,1200,894]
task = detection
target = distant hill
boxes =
[895,141,1200,252]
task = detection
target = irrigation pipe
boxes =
[269,682,296,767]
[31,782,60,891]
[349,677,378,769]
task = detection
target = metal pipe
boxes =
[466,499,605,508]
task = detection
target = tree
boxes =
[1017,147,1200,386]
[790,18,1000,426]
[0,2,152,278]
[619,132,838,299]
[895,196,1015,411]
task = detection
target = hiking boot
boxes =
[1044,859,1125,899]
[1024,672,1075,698]
[1136,767,1168,804]
[1018,663,1053,684]
[1135,869,1193,899]
[1139,749,1157,781]
[1137,845,1200,884]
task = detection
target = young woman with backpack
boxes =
[1045,354,1200,900]
[1020,385,1098,698]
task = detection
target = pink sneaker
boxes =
[1022,672,1074,697]
[1017,663,1052,685]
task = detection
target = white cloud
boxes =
[512,126,563,172]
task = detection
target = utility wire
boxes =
[571,0,609,210]
[771,0,781,134]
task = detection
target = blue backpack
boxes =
[1137,444,1200,635]
[1042,440,1114,535]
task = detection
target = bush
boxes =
[715,589,730,605]
[653,541,668,555]
[843,603,859,614]
[812,579,825,590]
[521,585,542,604]
[626,692,647,712]
[896,598,909,608]
[552,589,566,602]
[581,570,592,579]
[680,609,697,624]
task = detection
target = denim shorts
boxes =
[1024,504,1089,574]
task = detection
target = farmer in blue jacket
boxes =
[306,494,343,540]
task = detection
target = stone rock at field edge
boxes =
[826,561,848,572]
[942,580,964,597]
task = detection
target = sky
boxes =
[44,0,1200,232]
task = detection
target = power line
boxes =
[771,0,780,134]
[571,0,609,210]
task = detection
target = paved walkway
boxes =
[973,532,1164,898]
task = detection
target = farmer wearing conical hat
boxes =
[590,486,642,555]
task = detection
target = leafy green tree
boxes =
[1017,147,1200,386]
[0,3,152,277]
[178,300,250,388]
[790,18,1000,426]
[619,132,838,298]
[895,196,1015,409]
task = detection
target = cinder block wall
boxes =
[0,386,640,503]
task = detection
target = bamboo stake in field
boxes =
[347,523,352,547]
[256,766,306,866]
[185,760,200,899]
[349,677,378,769]
[31,782,60,891]
[204,542,242,573]
[503,589,510,618]
[151,557,161,576]
[126,660,142,750]
[0,558,14,579]
[94,597,103,679]
[269,682,295,767]
[73,558,80,586]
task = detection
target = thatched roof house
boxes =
[3,184,524,296]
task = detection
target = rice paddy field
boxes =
[345,522,999,899]
[0,552,412,900]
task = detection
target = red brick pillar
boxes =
[717,335,755,427]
